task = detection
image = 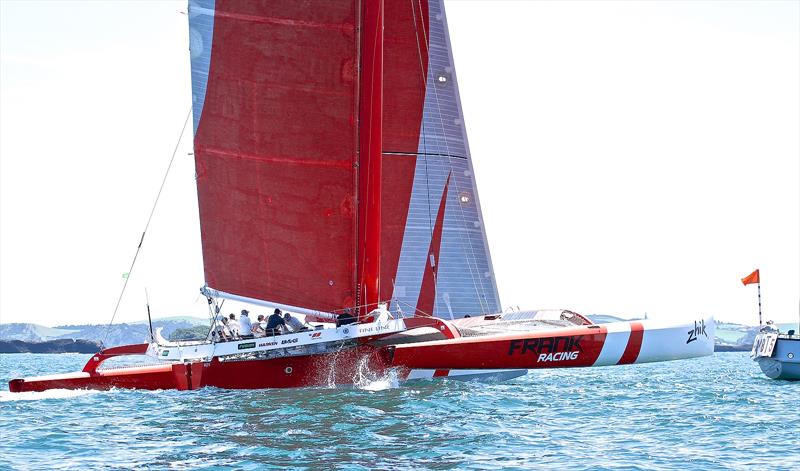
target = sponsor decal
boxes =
[309,332,322,339]
[237,342,256,350]
[508,336,583,363]
[686,319,708,344]
[258,341,278,347]
[281,338,299,345]
[538,351,579,362]
[751,333,777,358]
[359,324,393,333]
[161,350,169,356]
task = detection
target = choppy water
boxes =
[0,353,797,470]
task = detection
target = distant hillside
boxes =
[0,339,102,354]
[0,317,210,347]
[128,316,209,326]
[0,323,78,342]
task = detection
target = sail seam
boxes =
[201,148,353,169]
[383,151,467,159]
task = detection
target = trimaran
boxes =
[10,0,713,393]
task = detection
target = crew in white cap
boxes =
[239,309,252,334]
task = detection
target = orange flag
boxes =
[741,269,760,286]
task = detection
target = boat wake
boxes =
[0,388,100,402]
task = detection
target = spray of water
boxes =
[353,356,399,391]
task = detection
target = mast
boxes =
[357,0,384,318]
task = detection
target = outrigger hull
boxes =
[9,346,387,392]
[390,316,715,371]
[8,317,713,393]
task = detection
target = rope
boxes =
[102,108,193,344]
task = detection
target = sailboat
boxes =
[9,0,713,393]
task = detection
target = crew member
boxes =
[227,313,241,339]
[251,315,266,337]
[216,316,232,341]
[265,308,286,335]
[239,310,252,334]
[283,312,308,333]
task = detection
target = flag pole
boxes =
[757,281,762,326]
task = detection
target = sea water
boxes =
[0,353,797,470]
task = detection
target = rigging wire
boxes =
[102,107,193,345]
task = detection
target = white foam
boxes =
[0,388,99,402]
[357,369,400,391]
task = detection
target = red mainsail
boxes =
[192,1,359,312]
[188,0,500,317]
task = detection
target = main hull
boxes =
[8,316,713,393]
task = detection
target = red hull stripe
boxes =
[433,369,449,377]
[617,322,645,365]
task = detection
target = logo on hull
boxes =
[686,320,708,344]
[508,335,583,363]
[538,351,579,362]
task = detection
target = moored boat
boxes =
[751,325,800,381]
[741,269,799,380]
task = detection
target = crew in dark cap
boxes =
[265,308,286,335]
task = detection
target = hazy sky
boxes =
[1,0,798,327]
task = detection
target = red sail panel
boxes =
[193,1,359,312]
[416,172,451,316]
[380,154,417,304]
[380,0,429,304]
[383,0,429,152]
